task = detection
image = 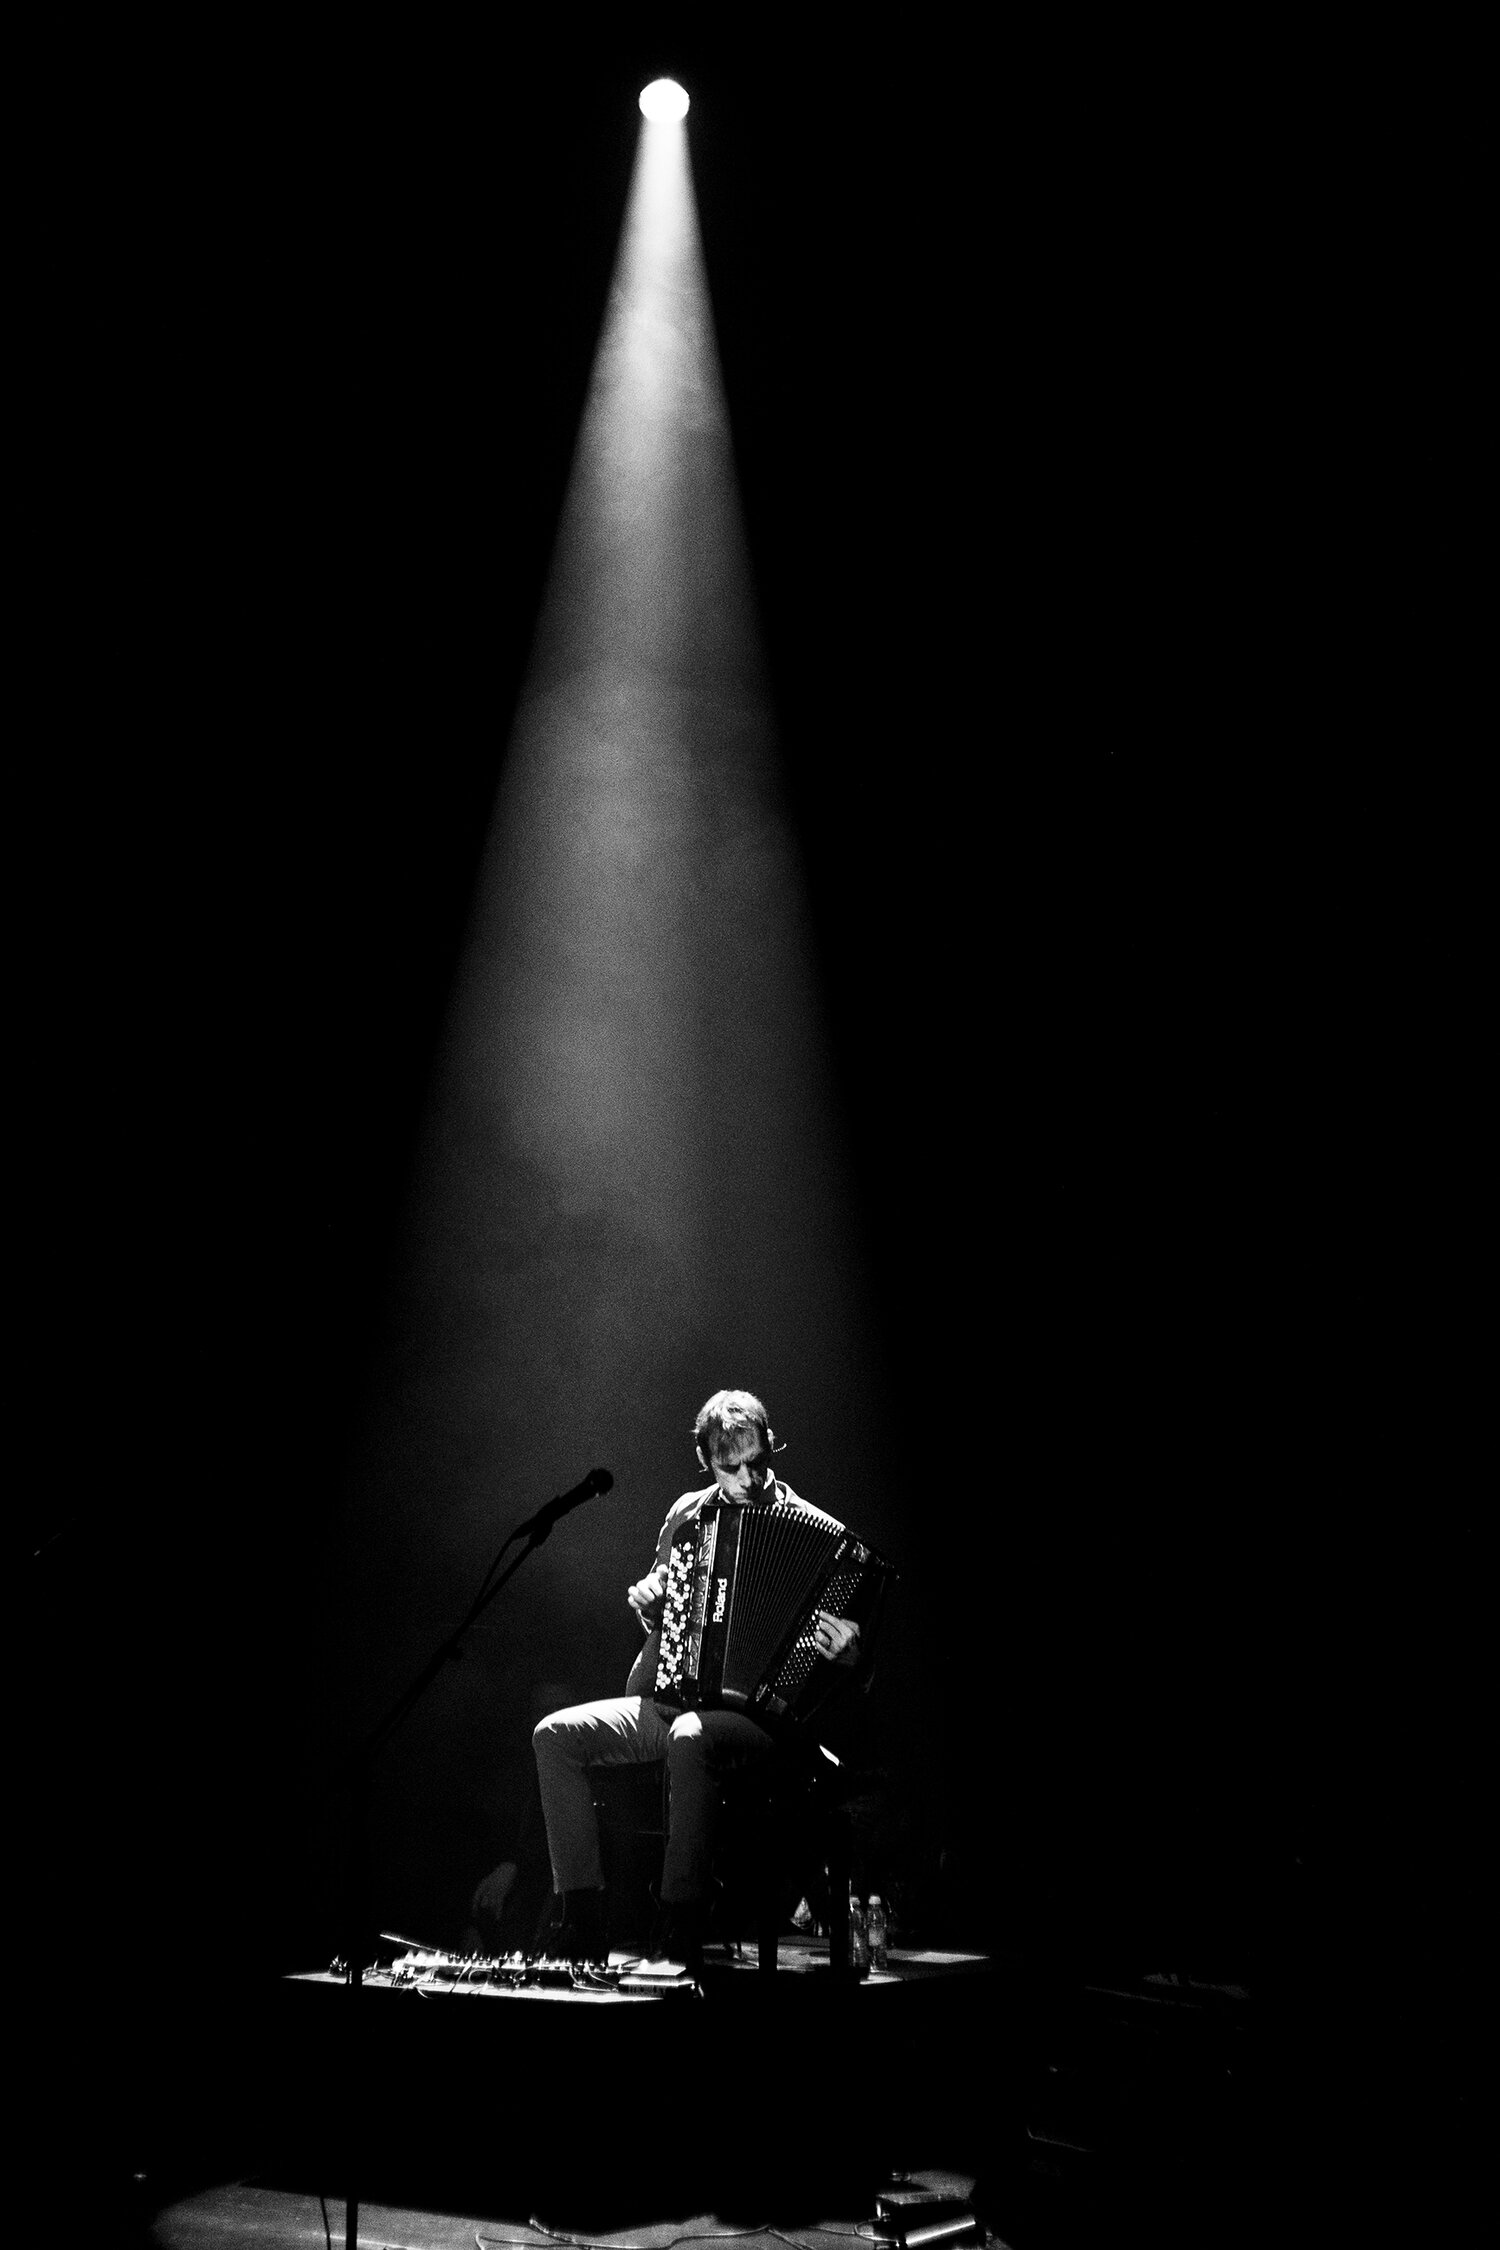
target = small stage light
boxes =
[638,78,689,122]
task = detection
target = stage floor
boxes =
[142,2168,988,2250]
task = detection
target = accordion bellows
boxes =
[654,1498,897,1729]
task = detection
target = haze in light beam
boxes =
[337,105,884,1740]
[468,114,806,1282]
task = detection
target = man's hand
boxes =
[813,1611,860,1665]
[627,1566,667,1626]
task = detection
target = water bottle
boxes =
[866,1892,889,1970]
[849,1893,870,1975]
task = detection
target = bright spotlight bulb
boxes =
[639,78,689,122]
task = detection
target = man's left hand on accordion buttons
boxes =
[814,1610,860,1665]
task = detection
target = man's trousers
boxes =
[532,1695,773,1905]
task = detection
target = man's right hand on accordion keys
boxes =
[626,1565,666,1629]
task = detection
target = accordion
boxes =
[653,1498,897,1730]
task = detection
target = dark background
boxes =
[19,10,1479,2098]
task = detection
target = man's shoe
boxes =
[649,1901,704,1978]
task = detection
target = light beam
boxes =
[336,91,886,1771]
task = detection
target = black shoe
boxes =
[649,1902,705,1978]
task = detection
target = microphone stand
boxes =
[337,1468,611,2250]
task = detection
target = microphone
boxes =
[520,1467,614,1543]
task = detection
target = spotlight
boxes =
[638,78,689,122]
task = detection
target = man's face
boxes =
[709,1432,773,1504]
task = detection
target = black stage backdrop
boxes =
[18,13,1478,2084]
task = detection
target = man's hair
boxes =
[693,1389,774,1466]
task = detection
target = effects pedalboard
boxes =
[334,1945,698,1994]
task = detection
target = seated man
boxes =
[532,1388,860,1971]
